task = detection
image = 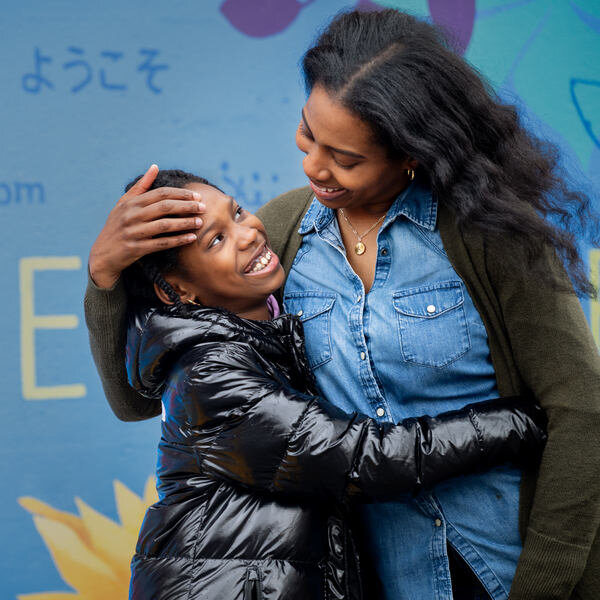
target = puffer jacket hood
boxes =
[125,304,545,600]
[127,304,313,400]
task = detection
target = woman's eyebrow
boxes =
[301,108,366,159]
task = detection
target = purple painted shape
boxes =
[428,0,475,54]
[220,0,315,38]
[356,0,382,11]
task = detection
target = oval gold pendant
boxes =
[355,241,366,255]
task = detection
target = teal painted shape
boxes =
[571,79,600,149]
[368,0,429,16]
[468,1,600,167]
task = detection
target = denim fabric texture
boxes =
[283,182,522,600]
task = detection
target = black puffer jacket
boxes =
[126,305,545,600]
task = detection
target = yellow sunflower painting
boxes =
[17,477,157,600]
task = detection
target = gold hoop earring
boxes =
[406,168,415,181]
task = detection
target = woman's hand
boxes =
[89,164,206,289]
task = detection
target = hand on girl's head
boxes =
[89,164,207,289]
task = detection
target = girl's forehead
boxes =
[186,183,232,211]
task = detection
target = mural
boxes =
[1,1,598,597]
[18,478,157,599]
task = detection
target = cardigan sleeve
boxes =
[84,187,311,421]
[84,270,161,421]
[485,244,600,600]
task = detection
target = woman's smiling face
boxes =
[162,183,285,318]
[296,85,412,213]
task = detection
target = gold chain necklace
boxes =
[338,208,387,255]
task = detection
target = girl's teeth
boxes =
[250,250,272,272]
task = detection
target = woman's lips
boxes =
[309,179,347,201]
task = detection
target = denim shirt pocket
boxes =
[283,291,336,369]
[393,280,471,368]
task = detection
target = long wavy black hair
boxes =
[302,9,598,296]
[122,169,220,309]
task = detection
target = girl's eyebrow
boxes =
[197,196,235,244]
[301,109,366,159]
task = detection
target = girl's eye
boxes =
[208,234,224,248]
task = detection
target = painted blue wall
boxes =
[1,1,599,597]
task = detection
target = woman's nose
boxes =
[303,150,330,182]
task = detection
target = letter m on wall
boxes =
[20,256,86,400]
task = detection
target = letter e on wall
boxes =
[590,249,600,348]
[20,256,86,400]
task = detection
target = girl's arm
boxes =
[176,342,545,502]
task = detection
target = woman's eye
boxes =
[235,205,245,220]
[335,161,358,170]
[299,123,313,140]
[208,234,224,248]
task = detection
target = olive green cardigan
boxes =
[85,186,600,599]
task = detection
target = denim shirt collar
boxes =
[297,181,438,235]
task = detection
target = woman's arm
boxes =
[177,343,545,502]
[84,165,205,421]
[486,244,600,600]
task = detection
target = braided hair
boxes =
[121,169,220,310]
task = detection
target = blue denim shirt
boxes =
[283,183,522,600]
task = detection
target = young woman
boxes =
[122,168,543,600]
[85,9,600,600]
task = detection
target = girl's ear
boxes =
[153,281,175,305]
[153,275,199,305]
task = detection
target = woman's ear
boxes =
[401,157,419,170]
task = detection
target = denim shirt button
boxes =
[376,407,385,417]
[434,518,442,527]
[380,248,388,256]
[360,351,366,360]
[296,309,303,317]
[426,304,436,314]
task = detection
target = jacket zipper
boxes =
[244,566,263,600]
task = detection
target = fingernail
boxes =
[194,218,203,227]
[197,202,206,211]
[193,192,202,201]
[186,233,197,241]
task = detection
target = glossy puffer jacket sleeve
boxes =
[177,342,546,503]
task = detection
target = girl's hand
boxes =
[88,165,206,288]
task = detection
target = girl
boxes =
[122,169,544,599]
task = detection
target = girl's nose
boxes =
[238,224,259,249]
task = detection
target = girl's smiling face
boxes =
[160,183,285,319]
